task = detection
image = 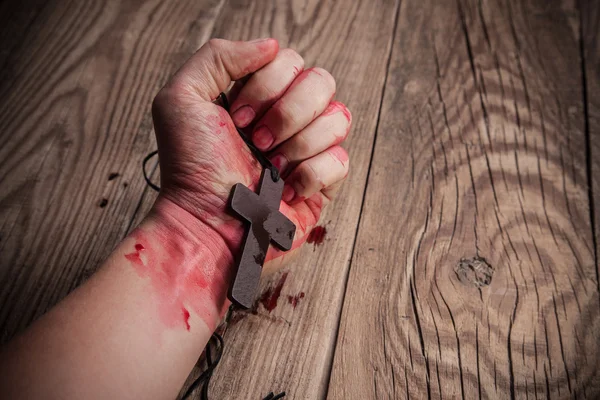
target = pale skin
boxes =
[0,38,351,399]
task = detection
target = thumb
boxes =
[169,38,279,101]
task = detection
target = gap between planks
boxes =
[577,0,599,288]
[321,0,402,395]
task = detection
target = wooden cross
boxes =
[229,169,296,309]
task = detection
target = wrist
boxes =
[127,196,235,331]
[158,186,248,257]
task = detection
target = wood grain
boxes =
[3,0,598,398]
[0,0,226,342]
[581,0,600,289]
[188,0,398,398]
[328,0,600,398]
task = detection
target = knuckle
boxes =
[154,82,186,106]
[206,38,226,52]
[280,48,305,67]
[331,147,350,176]
[274,100,301,127]
[293,133,313,157]
[334,116,352,141]
[206,38,227,70]
[297,161,319,187]
[151,81,196,126]
[313,67,336,93]
[256,78,284,102]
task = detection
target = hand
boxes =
[0,40,352,400]
[151,38,351,274]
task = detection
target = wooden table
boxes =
[1,0,599,398]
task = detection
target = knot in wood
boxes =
[454,256,493,287]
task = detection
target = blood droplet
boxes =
[322,101,352,123]
[287,292,305,308]
[182,307,191,331]
[307,226,327,246]
[259,273,288,312]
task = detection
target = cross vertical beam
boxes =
[229,170,296,308]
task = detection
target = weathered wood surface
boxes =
[1,0,599,399]
[582,0,600,285]
[0,0,226,341]
[329,0,600,399]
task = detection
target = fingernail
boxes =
[231,105,255,128]
[282,184,296,202]
[270,153,289,173]
[253,125,274,150]
[250,37,272,43]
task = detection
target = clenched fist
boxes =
[151,38,351,273]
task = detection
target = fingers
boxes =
[166,38,279,101]
[282,145,349,203]
[251,67,336,151]
[229,48,305,128]
[269,101,352,176]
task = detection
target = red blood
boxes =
[259,272,288,312]
[322,101,352,123]
[264,194,325,262]
[287,68,322,92]
[125,253,141,265]
[125,205,235,332]
[328,146,349,167]
[293,66,301,75]
[181,106,261,252]
[182,307,191,331]
[287,292,305,308]
[125,244,144,266]
[307,226,327,246]
[264,231,306,262]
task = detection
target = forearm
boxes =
[0,197,234,400]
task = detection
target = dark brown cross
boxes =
[228,169,296,309]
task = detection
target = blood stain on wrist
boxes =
[182,307,191,331]
[123,226,231,333]
[125,244,145,265]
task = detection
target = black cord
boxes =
[180,333,224,400]
[142,149,160,191]
[142,92,285,400]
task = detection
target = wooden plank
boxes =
[168,0,399,398]
[0,0,226,342]
[0,0,47,76]
[329,0,600,398]
[581,0,600,287]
